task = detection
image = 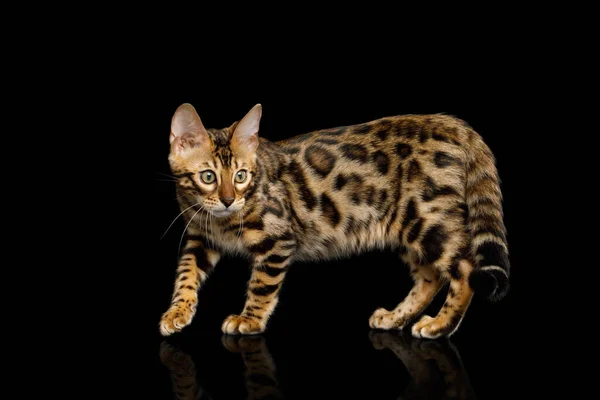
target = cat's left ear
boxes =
[231,104,261,155]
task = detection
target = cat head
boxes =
[169,103,261,218]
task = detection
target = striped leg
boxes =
[160,236,220,336]
[412,259,474,339]
[369,264,443,330]
[222,237,295,335]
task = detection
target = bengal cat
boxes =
[159,103,510,339]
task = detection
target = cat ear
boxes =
[231,104,261,155]
[170,103,210,152]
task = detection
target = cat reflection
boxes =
[369,331,477,400]
[160,337,282,400]
[161,333,475,400]
[160,342,213,400]
[221,336,284,400]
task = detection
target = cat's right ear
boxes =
[170,103,210,154]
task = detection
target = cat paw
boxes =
[369,308,409,330]
[411,315,454,339]
[160,306,195,336]
[221,314,264,335]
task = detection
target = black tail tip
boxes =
[469,267,509,302]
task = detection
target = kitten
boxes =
[159,103,509,339]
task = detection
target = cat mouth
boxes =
[211,209,234,218]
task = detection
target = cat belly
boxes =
[292,222,399,262]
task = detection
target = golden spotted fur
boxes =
[160,103,510,339]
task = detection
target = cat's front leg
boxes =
[222,235,296,335]
[160,236,221,336]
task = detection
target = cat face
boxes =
[169,104,261,218]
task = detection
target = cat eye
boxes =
[200,170,216,184]
[235,170,248,183]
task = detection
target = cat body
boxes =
[160,104,510,339]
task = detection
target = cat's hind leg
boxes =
[411,258,474,339]
[369,262,443,330]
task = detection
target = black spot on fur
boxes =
[334,174,347,190]
[315,138,340,145]
[249,238,278,254]
[251,283,280,296]
[353,124,371,135]
[371,151,390,175]
[281,146,300,155]
[434,151,461,168]
[288,161,317,210]
[420,225,447,264]
[265,253,290,264]
[407,219,423,243]
[422,177,460,202]
[176,268,191,277]
[365,185,376,206]
[378,119,392,129]
[304,145,336,177]
[376,130,389,141]
[320,193,341,227]
[395,143,413,159]
[449,262,462,279]
[340,143,368,163]
[378,189,388,207]
[419,127,431,143]
[403,198,418,228]
[398,120,420,139]
[432,133,461,146]
[244,220,264,231]
[407,160,421,182]
[262,198,285,218]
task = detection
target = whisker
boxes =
[205,209,210,249]
[157,172,178,179]
[178,206,204,261]
[160,202,202,239]
[210,212,215,249]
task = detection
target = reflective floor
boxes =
[156,327,524,399]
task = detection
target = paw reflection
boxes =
[159,342,213,400]
[221,335,284,400]
[369,331,477,399]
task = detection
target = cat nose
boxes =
[221,197,235,208]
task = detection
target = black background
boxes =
[153,63,541,398]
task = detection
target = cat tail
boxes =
[465,131,510,302]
